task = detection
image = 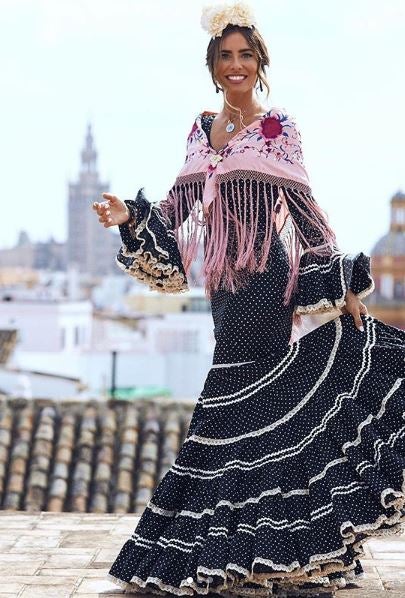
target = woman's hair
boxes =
[205,24,270,101]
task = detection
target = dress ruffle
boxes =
[115,189,189,293]
[295,251,375,315]
[108,314,405,597]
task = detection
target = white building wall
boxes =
[141,313,215,355]
[1,300,215,399]
[11,350,213,400]
[0,300,93,352]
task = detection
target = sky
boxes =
[1,0,404,256]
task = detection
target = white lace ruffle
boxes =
[106,491,405,596]
[116,204,188,294]
[295,279,375,315]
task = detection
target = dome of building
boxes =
[372,231,405,256]
[367,190,405,328]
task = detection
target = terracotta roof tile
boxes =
[0,329,18,364]
[0,397,194,514]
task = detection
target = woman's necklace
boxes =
[225,119,235,133]
[224,107,264,133]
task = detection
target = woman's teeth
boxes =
[227,75,247,81]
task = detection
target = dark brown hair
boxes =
[205,24,270,98]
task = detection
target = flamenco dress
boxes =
[108,110,405,596]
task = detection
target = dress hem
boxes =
[106,478,405,597]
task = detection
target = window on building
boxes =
[394,280,405,300]
[380,274,394,299]
[393,207,405,225]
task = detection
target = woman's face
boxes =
[214,31,259,94]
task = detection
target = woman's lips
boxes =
[225,75,247,84]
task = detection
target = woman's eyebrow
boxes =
[220,48,253,54]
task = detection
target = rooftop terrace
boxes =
[0,511,404,598]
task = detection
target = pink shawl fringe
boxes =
[160,175,337,307]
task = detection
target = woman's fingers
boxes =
[102,192,119,203]
[352,301,368,331]
[93,192,128,226]
[92,200,111,218]
[353,310,364,332]
[344,289,366,332]
[359,302,368,315]
[346,303,364,332]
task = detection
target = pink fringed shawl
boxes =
[159,107,337,305]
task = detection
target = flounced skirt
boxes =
[108,314,405,597]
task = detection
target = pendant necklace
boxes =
[224,108,263,133]
[224,109,247,133]
[225,120,235,133]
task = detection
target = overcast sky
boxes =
[1,0,404,256]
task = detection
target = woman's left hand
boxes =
[341,289,368,331]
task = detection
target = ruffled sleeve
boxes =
[115,188,189,294]
[282,189,375,314]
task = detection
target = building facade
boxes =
[67,124,119,277]
[368,190,405,328]
[0,230,66,272]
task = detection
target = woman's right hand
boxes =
[92,193,132,228]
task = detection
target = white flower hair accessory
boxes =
[201,1,257,38]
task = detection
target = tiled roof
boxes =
[0,329,17,364]
[0,398,194,514]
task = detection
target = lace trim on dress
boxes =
[294,252,375,315]
[186,320,342,445]
[107,502,405,595]
[116,190,189,294]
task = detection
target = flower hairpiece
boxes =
[201,1,257,38]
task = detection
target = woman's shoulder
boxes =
[265,107,302,139]
[266,105,298,121]
[189,110,217,123]
[199,110,217,123]
[186,111,216,142]
[187,110,216,128]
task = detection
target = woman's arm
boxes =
[284,188,372,330]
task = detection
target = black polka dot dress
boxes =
[109,113,405,597]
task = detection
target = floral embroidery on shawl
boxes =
[186,108,305,167]
[159,107,338,305]
[117,107,374,314]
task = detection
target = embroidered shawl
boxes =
[116,107,374,311]
[159,108,337,302]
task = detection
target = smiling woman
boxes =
[205,21,270,137]
[91,2,405,597]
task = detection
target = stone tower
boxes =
[67,124,118,277]
[368,190,405,328]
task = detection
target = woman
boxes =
[92,3,405,596]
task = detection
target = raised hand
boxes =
[92,193,132,228]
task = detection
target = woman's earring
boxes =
[259,79,263,92]
[215,82,220,94]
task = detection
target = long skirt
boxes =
[107,312,405,596]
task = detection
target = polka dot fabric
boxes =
[116,188,189,293]
[108,114,405,597]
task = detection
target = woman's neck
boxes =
[220,90,266,119]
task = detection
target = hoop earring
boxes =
[215,82,221,94]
